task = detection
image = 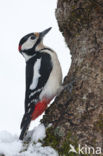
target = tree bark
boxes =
[42,0,103,155]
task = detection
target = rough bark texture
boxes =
[42,0,103,155]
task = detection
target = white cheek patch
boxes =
[30,58,42,90]
[21,37,38,50]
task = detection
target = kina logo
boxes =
[68,144,102,155]
[69,144,77,153]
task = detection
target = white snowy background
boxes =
[0,0,71,155]
[0,0,71,134]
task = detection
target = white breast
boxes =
[40,49,63,100]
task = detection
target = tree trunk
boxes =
[42,0,103,155]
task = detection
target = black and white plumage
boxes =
[18,28,62,140]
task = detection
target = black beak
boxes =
[40,27,52,38]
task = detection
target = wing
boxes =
[20,52,52,129]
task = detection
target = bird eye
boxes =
[30,35,36,40]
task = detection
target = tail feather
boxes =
[19,115,31,140]
[20,115,25,129]
[19,98,51,140]
[20,113,31,129]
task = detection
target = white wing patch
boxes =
[29,88,42,98]
[30,58,41,90]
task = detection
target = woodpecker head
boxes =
[18,27,52,58]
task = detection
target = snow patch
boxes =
[0,131,17,143]
[20,142,58,156]
[32,124,46,143]
[0,131,22,156]
[0,124,58,156]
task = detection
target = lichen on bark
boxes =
[42,127,78,156]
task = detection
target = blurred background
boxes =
[0,0,71,135]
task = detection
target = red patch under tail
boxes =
[31,98,51,120]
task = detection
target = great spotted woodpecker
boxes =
[18,28,62,140]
